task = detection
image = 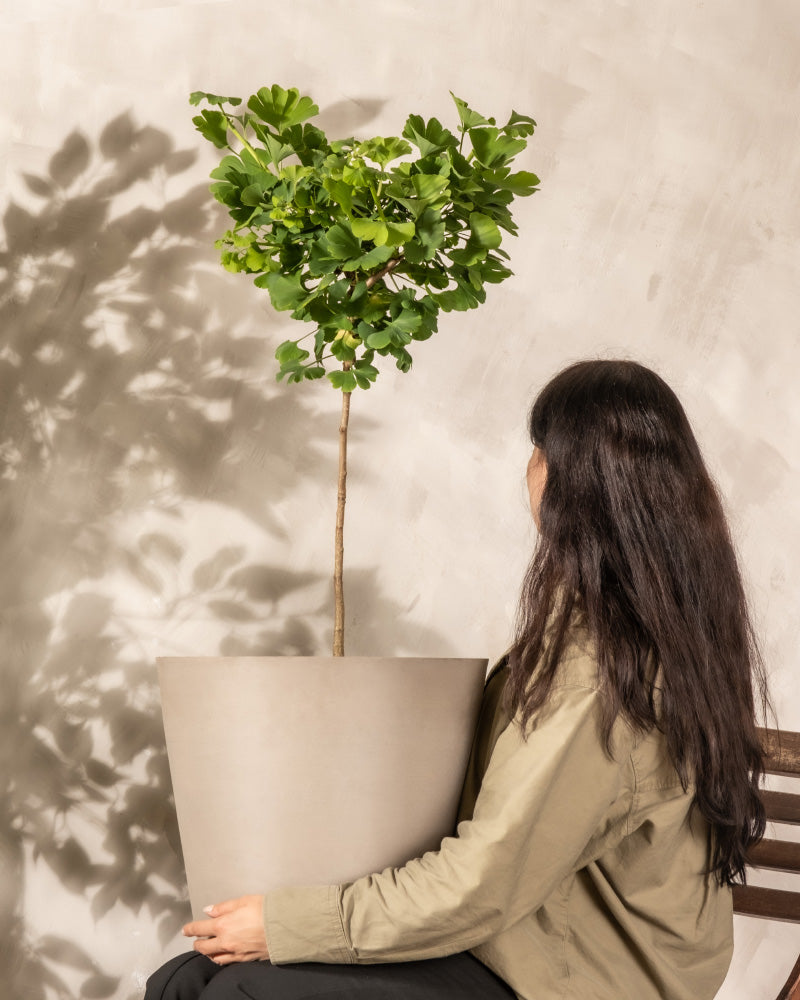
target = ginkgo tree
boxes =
[190,85,539,656]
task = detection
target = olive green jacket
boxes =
[262,631,733,999]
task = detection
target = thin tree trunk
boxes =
[333,362,352,657]
[332,266,402,656]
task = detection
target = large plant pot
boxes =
[157,656,487,917]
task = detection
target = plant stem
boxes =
[331,278,369,656]
[333,359,352,657]
[332,257,401,656]
[223,112,267,168]
[366,255,403,289]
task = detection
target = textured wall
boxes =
[1,1,798,997]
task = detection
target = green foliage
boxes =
[191,86,539,390]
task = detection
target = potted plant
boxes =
[158,85,538,916]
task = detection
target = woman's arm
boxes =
[264,680,635,965]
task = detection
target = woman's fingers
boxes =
[191,934,225,957]
[203,898,240,917]
[183,895,254,936]
[182,917,216,938]
[180,895,268,964]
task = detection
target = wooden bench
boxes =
[732,728,800,1000]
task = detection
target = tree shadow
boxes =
[315,97,387,137]
[0,106,452,999]
[0,114,334,998]
[341,568,458,657]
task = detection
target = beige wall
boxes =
[1,1,798,996]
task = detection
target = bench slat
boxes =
[760,728,800,777]
[748,838,800,874]
[733,885,800,922]
[763,790,800,825]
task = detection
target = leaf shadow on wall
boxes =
[0,114,321,999]
[0,111,449,1000]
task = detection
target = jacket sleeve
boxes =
[263,681,634,965]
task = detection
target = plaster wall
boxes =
[1,1,798,997]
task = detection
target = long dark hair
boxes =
[507,359,768,886]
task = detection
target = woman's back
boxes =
[462,630,732,1000]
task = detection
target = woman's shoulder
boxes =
[550,620,600,691]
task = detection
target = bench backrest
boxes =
[732,728,800,1000]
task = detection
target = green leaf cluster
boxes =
[190,85,539,390]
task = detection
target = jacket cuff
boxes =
[263,884,354,965]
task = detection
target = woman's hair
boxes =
[507,359,768,886]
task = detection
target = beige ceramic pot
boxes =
[157,656,487,917]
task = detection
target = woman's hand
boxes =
[182,894,269,965]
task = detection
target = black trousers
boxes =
[144,950,518,999]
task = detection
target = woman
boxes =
[146,359,767,1000]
